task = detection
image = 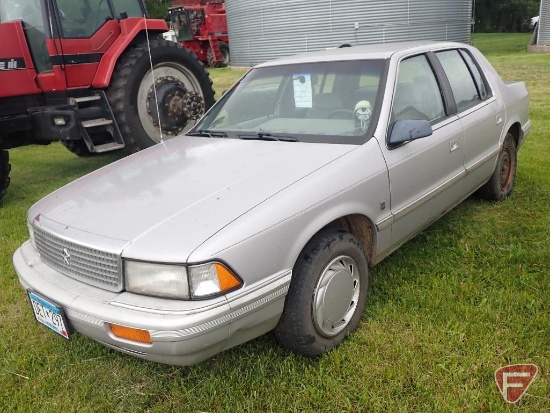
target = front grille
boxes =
[33,225,122,292]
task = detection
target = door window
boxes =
[436,50,482,111]
[391,54,445,124]
[56,0,114,38]
[459,50,491,100]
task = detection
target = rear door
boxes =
[434,49,503,189]
[381,53,466,247]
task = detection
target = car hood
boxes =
[30,136,355,262]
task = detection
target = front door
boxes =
[381,53,466,248]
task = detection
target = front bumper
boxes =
[14,241,290,366]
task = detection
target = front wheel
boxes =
[107,40,215,153]
[477,132,517,201]
[274,230,369,356]
[0,148,11,201]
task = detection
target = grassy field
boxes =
[1,33,548,412]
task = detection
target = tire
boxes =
[107,39,215,153]
[477,132,517,201]
[219,41,230,66]
[61,140,94,157]
[274,230,369,356]
[0,148,11,202]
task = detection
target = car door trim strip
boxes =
[393,169,467,222]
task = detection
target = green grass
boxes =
[1,33,549,412]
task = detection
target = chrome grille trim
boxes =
[33,224,123,292]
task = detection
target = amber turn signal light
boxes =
[109,323,152,344]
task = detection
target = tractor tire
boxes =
[107,39,215,153]
[0,149,11,202]
[61,140,94,157]
[219,42,230,66]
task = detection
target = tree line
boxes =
[145,0,169,20]
[474,0,540,32]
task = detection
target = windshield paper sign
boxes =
[293,73,313,108]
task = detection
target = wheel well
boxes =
[507,122,522,146]
[320,214,376,265]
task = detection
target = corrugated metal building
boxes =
[536,0,549,45]
[226,0,472,67]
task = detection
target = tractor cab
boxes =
[167,1,229,68]
[0,0,52,73]
[0,0,214,201]
[168,6,194,42]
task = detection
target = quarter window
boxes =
[391,54,445,123]
[436,50,481,111]
[459,50,490,100]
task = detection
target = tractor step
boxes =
[92,141,126,153]
[208,37,223,62]
[73,90,125,154]
[81,118,113,128]
[74,95,102,103]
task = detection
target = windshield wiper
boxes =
[239,132,298,142]
[186,129,228,138]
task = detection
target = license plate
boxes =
[27,291,71,340]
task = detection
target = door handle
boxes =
[449,138,459,152]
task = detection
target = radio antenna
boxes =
[144,15,164,145]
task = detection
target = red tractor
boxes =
[0,0,216,201]
[167,0,229,67]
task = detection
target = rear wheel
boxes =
[477,132,517,200]
[0,148,11,201]
[108,40,215,153]
[219,42,230,66]
[274,230,369,356]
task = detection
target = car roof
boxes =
[256,41,469,67]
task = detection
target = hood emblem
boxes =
[61,248,71,266]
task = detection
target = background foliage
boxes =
[145,0,169,19]
[474,0,540,32]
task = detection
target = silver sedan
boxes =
[14,41,530,365]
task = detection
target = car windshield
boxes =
[194,59,387,144]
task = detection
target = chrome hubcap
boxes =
[312,255,360,337]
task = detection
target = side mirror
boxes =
[388,119,433,146]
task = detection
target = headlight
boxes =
[125,260,190,299]
[189,263,242,298]
[124,261,243,300]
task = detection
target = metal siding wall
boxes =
[226,0,472,67]
[538,0,550,45]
